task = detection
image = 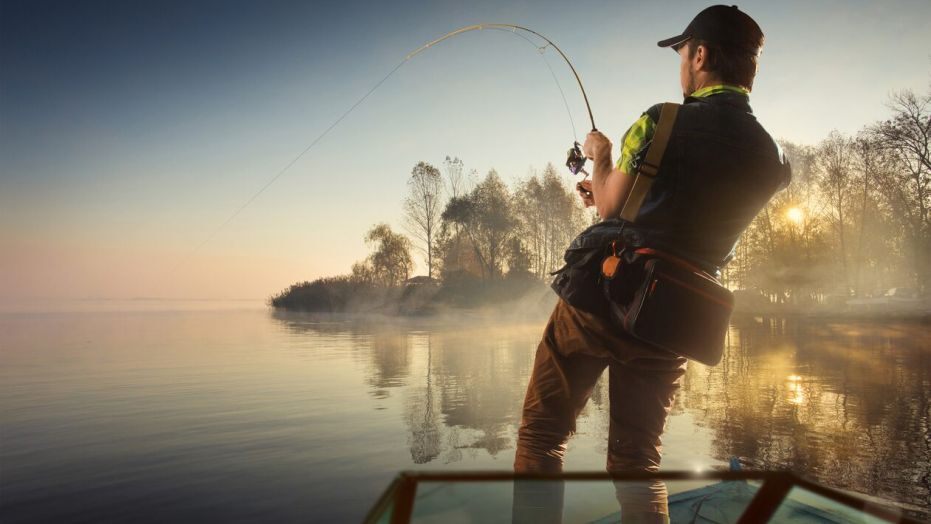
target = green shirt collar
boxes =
[689,84,750,98]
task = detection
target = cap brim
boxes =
[657,34,690,48]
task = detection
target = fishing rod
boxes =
[406,23,597,177]
[172,23,596,272]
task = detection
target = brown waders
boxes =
[512,298,687,523]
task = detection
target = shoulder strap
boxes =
[619,102,680,222]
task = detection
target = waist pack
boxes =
[550,220,624,314]
[601,245,733,366]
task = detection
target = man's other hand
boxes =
[583,131,612,161]
[576,179,595,207]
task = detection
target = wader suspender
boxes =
[619,102,680,222]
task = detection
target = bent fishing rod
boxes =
[173,23,597,271]
[407,23,597,175]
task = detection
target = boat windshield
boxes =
[364,471,916,524]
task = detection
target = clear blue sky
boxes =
[1,0,929,302]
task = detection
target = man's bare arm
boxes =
[583,131,636,220]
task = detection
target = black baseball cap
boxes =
[657,5,763,53]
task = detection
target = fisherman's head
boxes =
[657,5,764,97]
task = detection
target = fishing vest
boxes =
[619,91,791,272]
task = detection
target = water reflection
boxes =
[271,312,539,465]
[2,310,927,522]
[682,317,931,513]
[272,313,930,515]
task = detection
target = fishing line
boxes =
[405,24,596,130]
[486,26,578,141]
[170,60,406,274]
[170,24,595,273]
[539,44,579,143]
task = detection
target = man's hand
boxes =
[583,131,612,162]
[576,179,595,208]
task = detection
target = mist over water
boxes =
[1,307,928,522]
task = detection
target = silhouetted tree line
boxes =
[725,87,930,305]
[271,86,929,312]
[270,157,589,312]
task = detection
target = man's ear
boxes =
[693,44,706,70]
[694,44,715,72]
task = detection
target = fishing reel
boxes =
[566,141,587,176]
[566,141,594,199]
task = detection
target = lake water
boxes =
[1,303,929,522]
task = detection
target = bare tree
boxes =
[512,173,546,277]
[443,156,465,199]
[403,162,443,279]
[817,131,857,293]
[868,88,931,288]
[511,164,585,279]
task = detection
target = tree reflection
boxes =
[365,330,411,399]
[681,317,931,512]
[405,333,440,464]
[271,312,541,464]
[403,326,539,463]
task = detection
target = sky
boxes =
[1,0,929,304]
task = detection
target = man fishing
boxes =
[513,5,791,523]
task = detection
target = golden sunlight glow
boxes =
[786,375,806,405]
[786,207,804,224]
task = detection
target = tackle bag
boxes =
[602,246,733,366]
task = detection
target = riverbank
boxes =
[268,274,557,320]
[270,277,931,323]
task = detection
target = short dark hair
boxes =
[688,39,759,90]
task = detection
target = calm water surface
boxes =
[1,304,929,522]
